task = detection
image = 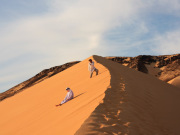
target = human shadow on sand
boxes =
[73,92,85,99]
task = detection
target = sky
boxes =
[0,0,180,92]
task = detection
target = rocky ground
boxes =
[106,54,180,82]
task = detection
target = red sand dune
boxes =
[0,55,180,135]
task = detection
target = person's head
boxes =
[89,59,92,63]
[66,87,70,92]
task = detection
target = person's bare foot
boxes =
[56,104,61,107]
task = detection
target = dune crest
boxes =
[1,55,180,135]
[76,55,180,135]
[0,56,110,135]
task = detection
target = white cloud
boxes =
[0,0,143,62]
[0,0,180,92]
[139,0,180,16]
[156,0,180,14]
[0,0,143,92]
[152,30,180,55]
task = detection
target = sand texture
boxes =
[0,61,80,101]
[0,56,110,135]
[76,55,180,135]
[1,55,180,135]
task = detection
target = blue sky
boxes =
[0,0,180,92]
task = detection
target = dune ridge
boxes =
[0,56,110,135]
[1,55,180,135]
[1,54,179,102]
[76,55,180,135]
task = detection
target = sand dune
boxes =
[0,56,110,135]
[76,56,180,135]
[168,76,180,89]
[1,55,180,135]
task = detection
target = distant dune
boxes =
[0,55,180,135]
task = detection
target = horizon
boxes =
[1,53,179,94]
[1,0,180,92]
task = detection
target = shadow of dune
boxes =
[76,55,180,135]
[75,56,130,135]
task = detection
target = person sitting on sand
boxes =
[88,59,98,78]
[56,87,74,106]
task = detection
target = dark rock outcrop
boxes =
[1,54,179,102]
[0,61,80,101]
[159,58,180,82]
[106,54,180,82]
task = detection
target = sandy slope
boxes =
[168,76,180,89]
[76,56,180,135]
[1,55,180,135]
[0,56,110,135]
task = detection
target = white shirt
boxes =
[88,61,96,72]
[61,89,74,104]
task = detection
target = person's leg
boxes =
[90,71,93,78]
[95,68,98,75]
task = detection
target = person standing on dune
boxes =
[56,87,74,106]
[88,59,98,78]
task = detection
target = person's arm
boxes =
[92,62,95,68]
[88,63,91,71]
[66,91,73,100]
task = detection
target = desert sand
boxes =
[76,56,180,135]
[1,55,180,135]
[168,76,180,89]
[0,56,110,135]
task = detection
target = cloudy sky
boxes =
[0,0,180,92]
